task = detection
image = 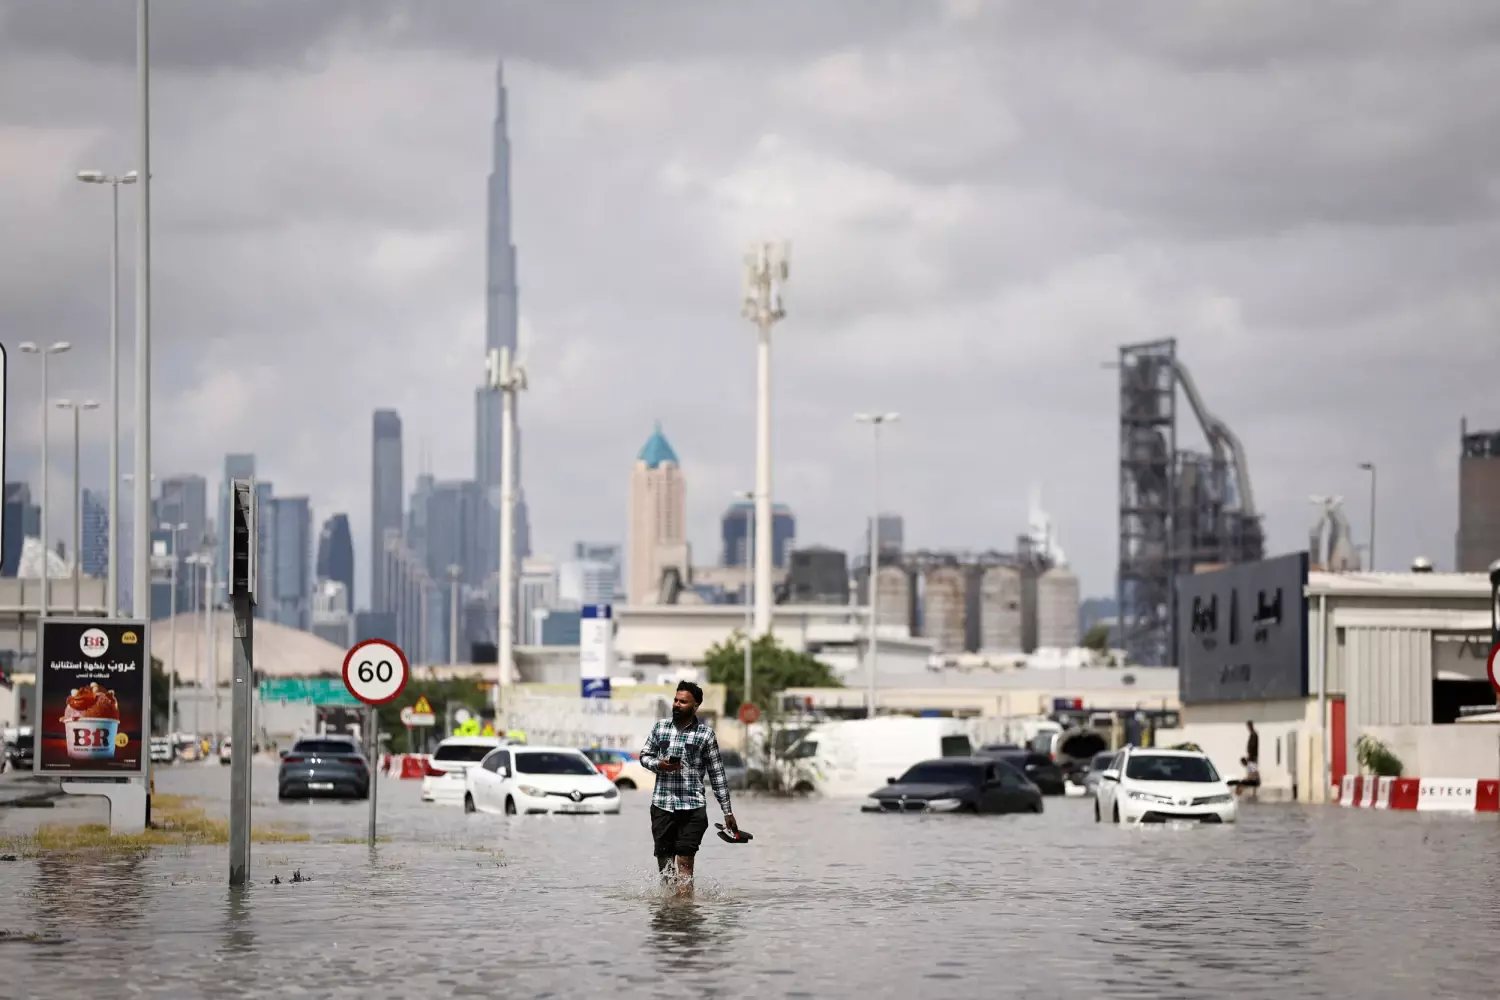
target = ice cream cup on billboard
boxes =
[64,717,121,760]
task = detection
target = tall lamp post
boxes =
[448,565,462,665]
[186,551,210,739]
[55,399,100,614]
[741,242,790,638]
[733,490,755,712]
[121,472,156,616]
[19,342,72,619]
[1357,462,1376,571]
[76,169,137,616]
[161,521,187,737]
[855,412,899,719]
[485,345,526,717]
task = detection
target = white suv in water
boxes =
[421,736,505,806]
[1095,747,1237,825]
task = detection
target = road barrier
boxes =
[1337,775,1499,813]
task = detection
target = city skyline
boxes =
[0,4,1495,603]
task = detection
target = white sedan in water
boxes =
[1095,747,1237,825]
[464,745,621,816]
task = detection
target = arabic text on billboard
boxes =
[1175,552,1309,704]
[36,619,149,776]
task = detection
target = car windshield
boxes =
[1124,754,1221,783]
[434,743,495,763]
[1090,753,1114,771]
[721,750,745,768]
[897,762,983,786]
[515,752,596,775]
[292,740,358,755]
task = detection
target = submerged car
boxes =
[580,747,655,791]
[975,745,1067,795]
[278,736,370,801]
[1095,747,1237,824]
[1081,750,1117,797]
[464,745,620,816]
[862,757,1044,815]
[422,736,505,805]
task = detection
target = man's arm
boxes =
[639,725,664,774]
[702,730,734,816]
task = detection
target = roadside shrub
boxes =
[1354,734,1404,778]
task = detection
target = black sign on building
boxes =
[1175,552,1309,703]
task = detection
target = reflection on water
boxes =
[1,764,1498,999]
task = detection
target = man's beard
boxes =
[671,706,692,723]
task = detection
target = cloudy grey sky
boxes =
[2,0,1497,605]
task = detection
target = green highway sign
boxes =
[257,677,362,706]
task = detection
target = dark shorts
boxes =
[651,805,709,858]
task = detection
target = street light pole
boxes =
[1358,462,1376,571]
[161,521,186,737]
[485,345,526,718]
[54,399,99,615]
[855,413,899,719]
[734,491,755,710]
[448,565,461,665]
[741,242,789,638]
[76,169,138,616]
[19,342,72,620]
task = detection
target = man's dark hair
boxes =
[677,681,703,705]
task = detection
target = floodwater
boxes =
[2,763,1498,999]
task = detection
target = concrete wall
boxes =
[1163,698,1324,803]
[1359,724,1500,780]
[616,604,863,663]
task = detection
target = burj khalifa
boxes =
[476,62,531,587]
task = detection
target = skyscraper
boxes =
[160,474,208,611]
[422,479,485,587]
[371,409,404,612]
[721,501,796,569]
[270,496,313,630]
[476,62,531,589]
[81,489,108,577]
[315,513,355,608]
[3,482,41,578]
[627,423,688,604]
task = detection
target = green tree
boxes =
[1082,623,1110,653]
[150,656,170,734]
[703,632,842,716]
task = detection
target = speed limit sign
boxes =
[342,639,410,706]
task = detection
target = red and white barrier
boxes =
[1337,775,1499,813]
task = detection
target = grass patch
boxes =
[0,795,309,857]
[330,836,391,845]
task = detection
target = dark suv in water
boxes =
[975,745,1068,796]
[278,736,369,801]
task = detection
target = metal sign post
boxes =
[342,639,409,848]
[227,479,256,888]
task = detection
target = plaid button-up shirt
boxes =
[640,716,733,815]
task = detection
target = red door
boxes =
[1330,699,1347,789]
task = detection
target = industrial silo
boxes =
[874,565,913,634]
[1036,567,1081,649]
[979,565,1023,653]
[922,566,967,654]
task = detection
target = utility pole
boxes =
[227,479,256,887]
[855,413,899,719]
[486,345,526,720]
[162,521,186,736]
[740,242,789,637]
[448,565,462,665]
[134,0,155,827]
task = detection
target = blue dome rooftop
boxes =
[637,421,679,469]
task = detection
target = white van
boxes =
[781,717,978,798]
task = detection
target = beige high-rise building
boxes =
[627,423,689,604]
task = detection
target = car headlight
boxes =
[1201,794,1233,805]
[516,784,545,797]
[1127,790,1174,804]
[603,786,619,799]
[925,798,965,812]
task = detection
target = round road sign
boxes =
[399,706,415,727]
[1487,642,1500,696]
[342,639,410,706]
[737,702,761,725]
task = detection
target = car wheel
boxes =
[464,793,476,814]
[792,781,815,795]
[1112,803,1121,824]
[1033,801,1044,814]
[1094,800,1101,823]
[504,796,517,816]
[616,778,636,790]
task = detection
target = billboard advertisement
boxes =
[579,604,613,699]
[34,618,149,777]
[1175,553,1308,704]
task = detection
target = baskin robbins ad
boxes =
[36,619,149,776]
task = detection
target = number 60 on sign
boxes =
[342,639,410,706]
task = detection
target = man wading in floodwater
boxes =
[640,682,738,894]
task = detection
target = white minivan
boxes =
[780,717,978,798]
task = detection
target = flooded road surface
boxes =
[2,762,1498,999]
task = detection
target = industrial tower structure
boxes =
[1116,338,1264,666]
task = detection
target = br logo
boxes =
[80,628,110,658]
[72,726,113,748]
